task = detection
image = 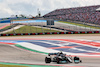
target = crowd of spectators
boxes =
[43,5,100,24]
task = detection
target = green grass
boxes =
[5,25,60,34]
[0,64,60,67]
[0,62,60,67]
[59,21,100,29]
[0,64,27,67]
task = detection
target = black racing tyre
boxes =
[74,56,80,64]
[74,56,79,60]
[45,57,51,63]
[57,58,60,64]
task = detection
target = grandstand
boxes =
[43,5,100,24]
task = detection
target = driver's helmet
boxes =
[60,51,63,54]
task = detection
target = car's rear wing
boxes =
[48,53,58,56]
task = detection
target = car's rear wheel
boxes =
[57,58,60,64]
[45,57,51,63]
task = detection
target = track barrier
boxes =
[0,31,100,36]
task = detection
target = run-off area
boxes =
[0,39,100,67]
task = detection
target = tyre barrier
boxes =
[0,31,100,36]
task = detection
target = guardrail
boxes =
[0,31,100,36]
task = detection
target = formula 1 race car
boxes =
[45,52,82,64]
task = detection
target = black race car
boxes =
[45,52,82,64]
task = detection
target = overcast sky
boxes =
[0,0,100,18]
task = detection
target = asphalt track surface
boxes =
[0,34,100,67]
